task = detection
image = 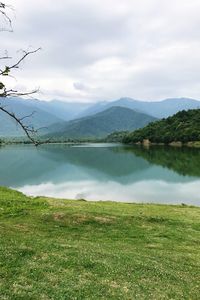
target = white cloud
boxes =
[1,0,200,101]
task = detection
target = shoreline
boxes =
[5,186,200,208]
[1,140,200,148]
[128,140,200,148]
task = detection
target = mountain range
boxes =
[45,106,157,139]
[0,96,199,138]
[79,97,200,119]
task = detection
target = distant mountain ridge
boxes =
[78,97,200,119]
[45,106,157,139]
[0,96,200,137]
[0,98,63,137]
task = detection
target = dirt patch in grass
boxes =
[93,216,116,224]
[52,212,66,221]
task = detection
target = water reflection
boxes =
[20,180,200,205]
[125,145,200,177]
[0,144,199,205]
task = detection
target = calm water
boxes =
[0,143,200,205]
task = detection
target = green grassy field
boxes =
[0,187,200,299]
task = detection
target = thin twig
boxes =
[0,2,13,31]
[0,3,43,145]
[0,106,41,146]
[0,48,41,76]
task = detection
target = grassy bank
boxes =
[0,187,200,299]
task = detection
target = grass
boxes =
[0,187,200,299]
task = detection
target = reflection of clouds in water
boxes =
[16,180,200,206]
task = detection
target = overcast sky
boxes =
[2,0,200,102]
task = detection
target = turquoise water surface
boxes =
[0,143,199,205]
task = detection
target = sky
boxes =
[1,0,200,102]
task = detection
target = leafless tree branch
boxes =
[0,48,41,76]
[0,88,40,98]
[0,2,44,145]
[0,106,42,146]
[19,111,36,121]
[0,56,12,60]
[0,2,13,31]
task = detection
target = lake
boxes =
[0,143,200,205]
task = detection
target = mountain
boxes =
[0,97,93,137]
[0,98,63,137]
[46,106,157,139]
[77,97,200,119]
[20,99,92,121]
[123,109,200,144]
[1,97,92,121]
[1,96,200,138]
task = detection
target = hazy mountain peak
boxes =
[1,96,200,137]
[46,106,157,139]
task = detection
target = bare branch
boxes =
[0,56,12,60]
[0,88,39,98]
[8,48,41,71]
[0,48,41,76]
[0,3,43,145]
[0,2,13,32]
[0,105,42,146]
[19,111,36,121]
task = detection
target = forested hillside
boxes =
[123,109,200,144]
[47,106,157,139]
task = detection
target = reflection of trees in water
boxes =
[39,145,150,177]
[0,144,199,188]
[126,145,200,177]
[0,146,60,186]
[0,145,151,186]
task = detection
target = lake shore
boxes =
[127,140,200,148]
[1,139,200,149]
[0,186,199,299]
[0,143,200,205]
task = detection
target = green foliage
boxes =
[105,131,129,142]
[0,187,200,299]
[1,65,10,76]
[47,106,157,139]
[123,109,200,144]
[0,81,5,89]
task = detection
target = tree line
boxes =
[123,109,200,144]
